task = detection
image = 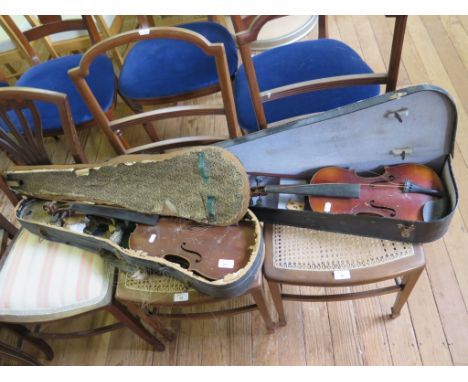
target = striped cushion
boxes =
[0,229,113,322]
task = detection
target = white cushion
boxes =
[0,229,113,322]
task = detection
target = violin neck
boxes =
[262,183,361,198]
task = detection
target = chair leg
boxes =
[390,267,424,318]
[0,341,42,366]
[2,323,54,360]
[106,300,165,351]
[121,300,176,342]
[119,93,159,142]
[142,122,160,142]
[250,286,275,333]
[267,280,287,326]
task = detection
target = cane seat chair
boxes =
[263,224,425,325]
[115,265,275,339]
[0,16,115,136]
[232,15,407,131]
[69,25,242,155]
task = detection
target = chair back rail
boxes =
[0,16,101,65]
[68,26,241,155]
[232,15,408,130]
[0,87,87,164]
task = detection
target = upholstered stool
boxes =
[263,224,425,326]
[115,266,275,338]
[0,229,164,354]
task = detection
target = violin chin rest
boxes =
[422,198,448,222]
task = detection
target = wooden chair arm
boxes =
[260,73,388,103]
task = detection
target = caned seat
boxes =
[115,265,275,336]
[263,224,425,325]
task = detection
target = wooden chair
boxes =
[68,24,241,155]
[0,16,115,137]
[232,15,407,131]
[0,110,165,362]
[0,227,165,361]
[0,215,54,366]
[263,224,425,326]
[115,264,276,340]
[0,87,87,165]
[114,16,239,145]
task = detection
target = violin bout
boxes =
[129,218,256,281]
[308,164,446,222]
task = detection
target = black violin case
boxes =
[217,84,458,243]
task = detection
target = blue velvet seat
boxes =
[234,39,380,131]
[118,22,238,100]
[13,54,115,133]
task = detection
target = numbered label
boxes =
[173,292,189,302]
[218,259,235,269]
[333,270,351,280]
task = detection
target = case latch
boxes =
[397,223,416,239]
[391,147,413,160]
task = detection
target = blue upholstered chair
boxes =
[0,16,115,136]
[68,23,242,155]
[119,18,238,103]
[110,16,240,147]
[232,16,408,131]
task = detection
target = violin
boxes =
[251,163,445,221]
[41,201,256,281]
[128,218,255,280]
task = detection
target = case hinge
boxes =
[397,223,416,239]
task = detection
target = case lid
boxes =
[218,85,457,176]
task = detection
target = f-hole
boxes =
[163,254,190,269]
[369,200,397,217]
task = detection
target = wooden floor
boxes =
[1,15,468,366]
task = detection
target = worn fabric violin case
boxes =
[7,147,263,298]
[217,85,458,243]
